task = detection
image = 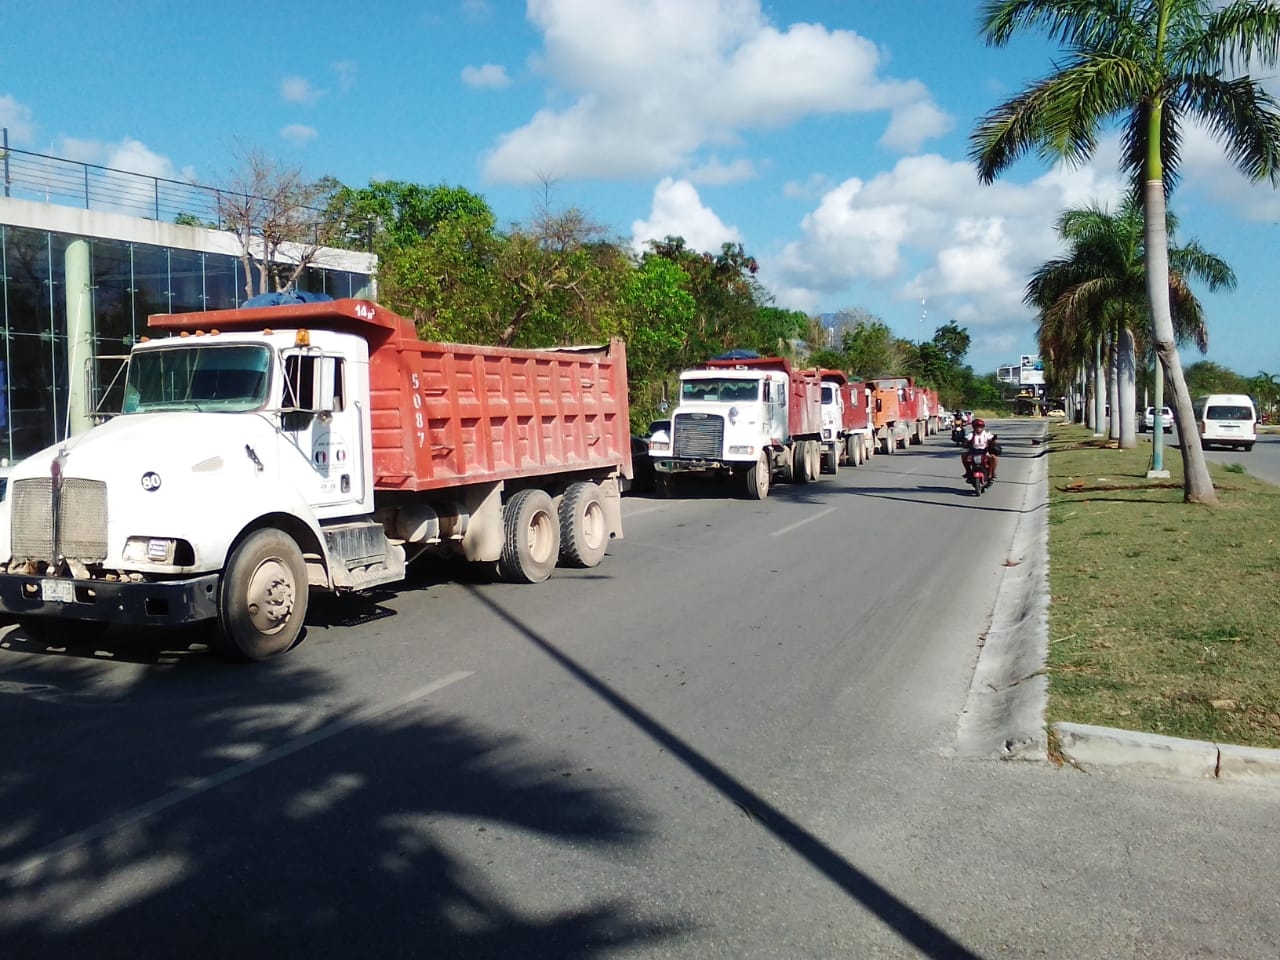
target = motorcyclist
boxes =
[950,411,967,443]
[962,417,998,482]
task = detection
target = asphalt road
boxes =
[1141,427,1280,485]
[1,423,1277,959]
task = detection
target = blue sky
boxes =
[3,0,1278,376]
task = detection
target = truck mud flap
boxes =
[0,573,221,626]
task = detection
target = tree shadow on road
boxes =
[0,640,677,959]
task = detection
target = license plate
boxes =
[40,579,75,603]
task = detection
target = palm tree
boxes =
[1028,199,1232,449]
[971,0,1280,504]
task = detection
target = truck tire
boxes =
[823,442,839,474]
[793,441,811,483]
[559,482,608,568]
[844,435,858,466]
[655,474,676,498]
[499,488,561,583]
[17,617,108,649]
[779,447,795,483]
[809,441,825,480]
[214,528,309,661]
[741,453,770,499]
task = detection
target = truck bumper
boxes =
[0,573,221,625]
[654,458,742,474]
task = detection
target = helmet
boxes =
[973,418,986,429]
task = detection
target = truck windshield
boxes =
[681,379,759,403]
[821,384,836,404]
[123,345,271,413]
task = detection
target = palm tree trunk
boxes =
[1108,333,1120,442]
[1092,339,1105,435]
[1117,326,1137,449]
[1144,180,1217,504]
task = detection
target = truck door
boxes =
[278,349,365,514]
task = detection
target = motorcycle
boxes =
[951,423,967,446]
[967,449,995,496]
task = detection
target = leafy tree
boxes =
[931,322,971,368]
[971,0,1280,504]
[328,180,492,251]
[841,317,906,379]
[1183,360,1250,395]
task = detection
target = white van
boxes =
[1193,394,1256,451]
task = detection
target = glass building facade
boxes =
[0,222,374,464]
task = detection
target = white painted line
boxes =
[770,506,837,537]
[0,669,475,887]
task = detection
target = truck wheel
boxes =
[214,528,308,661]
[809,441,825,480]
[18,617,108,649]
[793,442,811,483]
[559,482,608,568]
[655,474,676,499]
[844,435,858,466]
[742,453,770,500]
[823,443,839,474]
[499,488,561,583]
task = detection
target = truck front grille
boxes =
[673,413,725,458]
[11,477,109,562]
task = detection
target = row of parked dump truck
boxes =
[647,354,944,499]
[0,297,940,661]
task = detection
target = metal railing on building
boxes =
[0,128,371,250]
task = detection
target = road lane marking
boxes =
[770,506,837,537]
[0,670,474,887]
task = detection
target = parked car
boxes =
[1194,394,1256,451]
[1140,406,1174,434]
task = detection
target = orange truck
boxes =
[866,376,939,453]
[0,297,631,659]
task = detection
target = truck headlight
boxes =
[123,537,194,565]
[728,445,755,455]
[125,537,177,563]
[649,440,670,452]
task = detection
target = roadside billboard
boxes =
[1020,354,1045,386]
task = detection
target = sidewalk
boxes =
[960,420,1280,787]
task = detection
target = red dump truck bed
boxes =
[817,369,871,432]
[703,355,822,438]
[149,298,632,492]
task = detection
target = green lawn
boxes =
[1046,424,1280,748]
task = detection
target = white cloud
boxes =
[782,173,833,199]
[332,61,357,92]
[280,124,318,146]
[461,64,511,89]
[1176,117,1280,222]
[685,156,756,185]
[280,75,321,105]
[879,99,953,152]
[0,94,36,144]
[57,136,197,182]
[630,177,742,254]
[762,151,1133,353]
[483,0,949,183]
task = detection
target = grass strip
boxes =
[1046,423,1280,748]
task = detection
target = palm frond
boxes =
[980,0,1132,49]
[971,53,1146,179]
[1180,73,1280,184]
[1181,0,1280,72]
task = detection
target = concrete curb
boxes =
[955,421,1280,784]
[1054,722,1280,788]
[955,421,1050,761]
